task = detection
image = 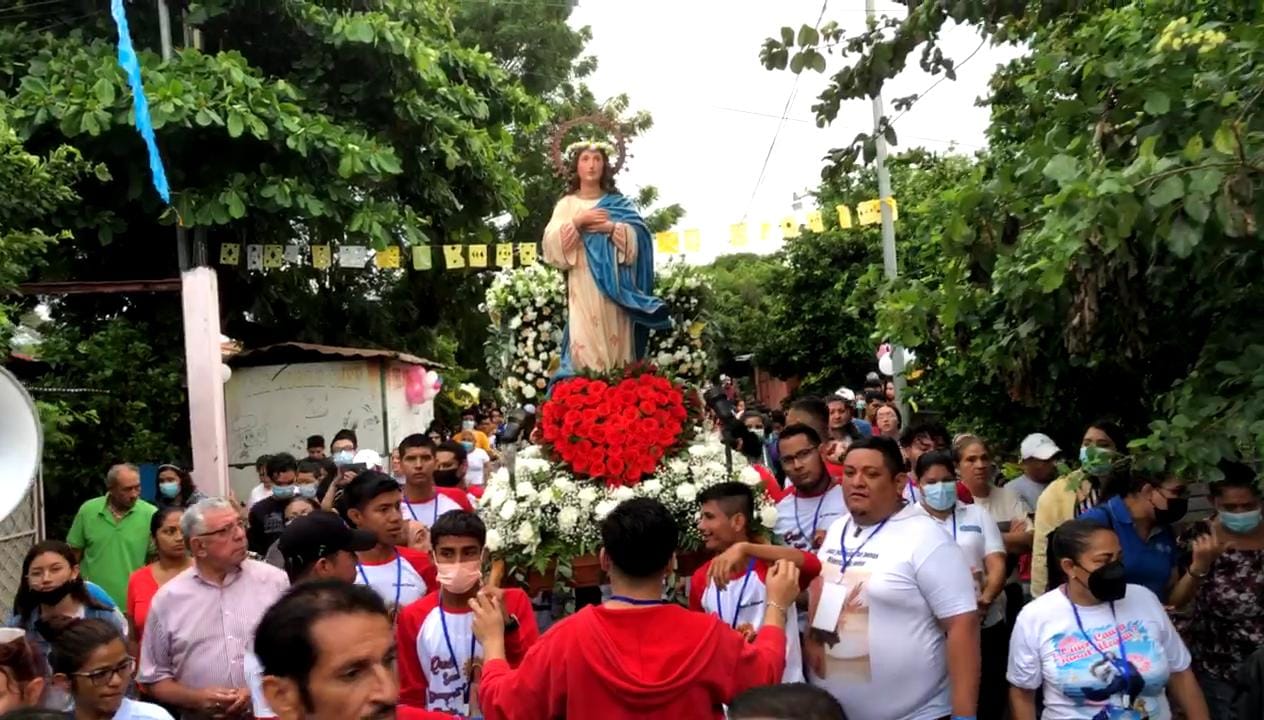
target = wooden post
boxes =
[180,267,229,495]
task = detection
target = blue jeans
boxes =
[1197,669,1237,720]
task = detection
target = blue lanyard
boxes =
[908,483,917,503]
[356,552,402,614]
[1067,590,1128,666]
[714,560,756,628]
[438,603,479,709]
[839,518,890,573]
[403,497,440,525]
[794,490,828,547]
[607,595,667,605]
[951,511,957,540]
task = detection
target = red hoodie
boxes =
[478,603,785,720]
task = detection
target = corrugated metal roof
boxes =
[228,342,443,368]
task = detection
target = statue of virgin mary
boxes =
[542,139,669,380]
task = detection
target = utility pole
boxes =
[866,0,909,421]
[158,0,231,497]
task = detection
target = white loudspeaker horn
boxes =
[0,366,41,522]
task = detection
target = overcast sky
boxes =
[567,0,1024,264]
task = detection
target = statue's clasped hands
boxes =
[574,208,611,232]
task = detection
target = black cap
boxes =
[278,511,377,574]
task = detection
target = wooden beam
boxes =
[16,279,183,296]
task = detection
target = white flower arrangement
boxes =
[485,260,710,406]
[564,139,617,162]
[478,439,777,571]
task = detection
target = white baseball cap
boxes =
[1020,433,1060,461]
[352,449,384,470]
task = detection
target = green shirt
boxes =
[66,496,157,606]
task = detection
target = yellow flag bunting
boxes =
[654,197,896,255]
[217,243,542,271]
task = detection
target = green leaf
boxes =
[226,112,244,138]
[1143,91,1169,115]
[1042,154,1078,184]
[1212,124,1237,155]
[1182,135,1204,161]
[809,52,827,73]
[1187,167,1224,197]
[1165,215,1200,258]
[1184,194,1210,224]
[1147,176,1184,207]
[797,24,820,47]
[346,18,375,43]
[790,52,806,74]
[92,78,115,106]
[780,27,795,46]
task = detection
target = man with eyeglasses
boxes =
[139,497,289,718]
[772,424,847,552]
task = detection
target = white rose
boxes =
[667,459,689,475]
[516,522,537,545]
[519,445,543,460]
[594,499,617,520]
[485,528,502,551]
[515,482,536,499]
[656,352,673,366]
[558,506,580,531]
[509,316,522,329]
[675,482,697,502]
[487,486,508,510]
[553,476,575,494]
[498,498,518,521]
[522,385,537,400]
[578,486,599,505]
[759,504,778,528]
[640,479,662,495]
[687,445,710,459]
[517,457,549,475]
[536,490,556,508]
[739,466,763,487]
[528,359,542,373]
[491,467,510,486]
[613,486,635,502]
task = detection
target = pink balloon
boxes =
[404,365,427,405]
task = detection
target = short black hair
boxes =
[914,449,955,479]
[1087,418,1128,451]
[149,506,184,539]
[843,435,905,477]
[398,433,435,456]
[1212,460,1260,497]
[900,422,951,449]
[254,581,389,709]
[696,482,754,526]
[331,429,358,447]
[789,396,830,428]
[255,454,272,471]
[436,440,467,463]
[778,422,821,447]
[47,617,123,676]
[306,435,325,450]
[740,409,767,425]
[430,510,486,549]
[600,498,678,580]
[266,452,298,480]
[1047,518,1115,589]
[770,409,786,426]
[336,471,400,523]
[730,683,847,720]
[296,458,323,477]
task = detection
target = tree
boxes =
[698,252,780,370]
[761,2,1264,470]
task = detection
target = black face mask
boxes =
[28,577,81,607]
[1155,496,1188,526]
[433,468,461,488]
[1082,560,1127,602]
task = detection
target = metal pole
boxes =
[156,0,173,60]
[866,0,909,421]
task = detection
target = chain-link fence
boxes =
[0,482,42,617]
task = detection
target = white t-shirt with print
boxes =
[353,549,431,617]
[465,449,490,487]
[1008,584,1191,720]
[697,561,805,683]
[773,485,847,551]
[925,502,1007,627]
[401,493,466,527]
[810,503,978,720]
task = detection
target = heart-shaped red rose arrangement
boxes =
[539,370,689,487]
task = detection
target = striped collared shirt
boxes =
[138,559,289,698]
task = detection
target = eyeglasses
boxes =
[71,657,135,687]
[27,564,70,581]
[782,446,820,467]
[197,519,246,539]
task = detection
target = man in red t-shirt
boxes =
[689,482,821,682]
[471,498,800,720]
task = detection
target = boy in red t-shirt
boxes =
[689,481,821,682]
[470,498,801,720]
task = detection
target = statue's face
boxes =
[576,149,606,184]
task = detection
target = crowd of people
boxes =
[0,385,1260,720]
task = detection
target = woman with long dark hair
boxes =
[124,507,189,648]
[47,617,172,719]
[1008,520,1208,720]
[153,465,204,512]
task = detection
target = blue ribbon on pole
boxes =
[110,0,171,204]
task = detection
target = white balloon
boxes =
[221,364,233,383]
[878,354,894,377]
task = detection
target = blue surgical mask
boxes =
[462,420,476,432]
[296,484,318,499]
[333,450,355,465]
[1220,509,1262,534]
[460,441,475,452]
[158,481,180,499]
[272,485,296,500]
[923,482,957,512]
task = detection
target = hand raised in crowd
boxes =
[479,584,511,624]
[1191,525,1231,575]
[469,591,505,647]
[708,542,750,590]
[764,558,801,608]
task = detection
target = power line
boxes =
[709,104,982,149]
[0,0,71,16]
[888,37,987,128]
[741,0,829,221]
